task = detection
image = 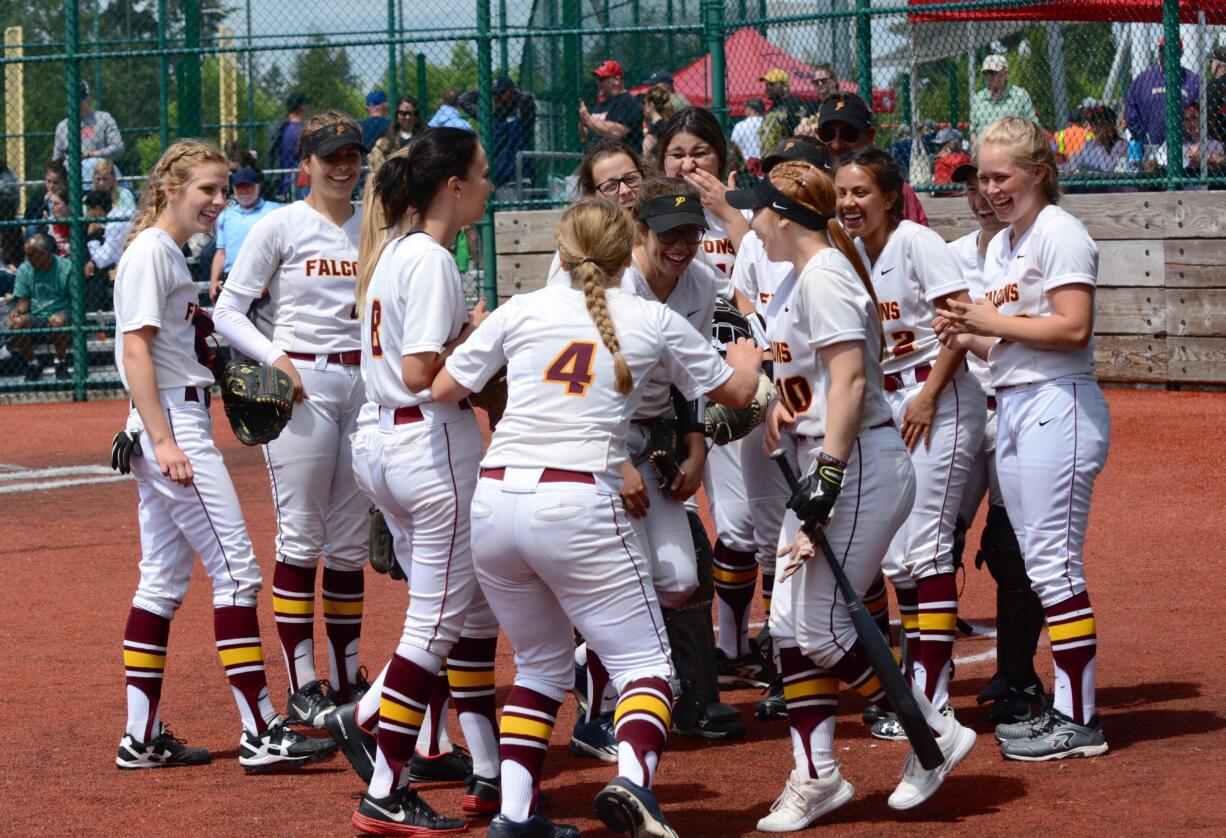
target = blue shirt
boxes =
[216,198,282,271]
[428,105,474,132]
[360,115,391,150]
[1125,65,1200,145]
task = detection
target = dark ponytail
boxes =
[374,127,480,228]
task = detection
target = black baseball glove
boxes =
[220,360,295,446]
[646,420,680,491]
[110,429,142,475]
[787,452,847,527]
[368,507,405,581]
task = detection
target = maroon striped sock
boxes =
[761,571,775,618]
[895,584,920,679]
[828,639,890,712]
[778,646,838,778]
[322,566,364,700]
[447,635,499,778]
[271,561,316,693]
[1046,591,1098,724]
[584,649,612,723]
[500,685,561,821]
[371,653,436,798]
[214,605,274,735]
[123,607,170,741]
[864,572,891,640]
[916,572,958,709]
[419,669,451,755]
[613,676,673,789]
[713,540,758,657]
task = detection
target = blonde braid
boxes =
[125,139,226,248]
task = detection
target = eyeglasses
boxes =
[817,123,861,144]
[655,227,704,246]
[397,109,419,117]
[813,76,835,86]
[595,170,643,196]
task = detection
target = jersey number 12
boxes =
[543,340,596,396]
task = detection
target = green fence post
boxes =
[416,53,428,110]
[603,0,611,55]
[855,0,871,106]
[178,0,201,137]
[477,0,498,309]
[757,0,766,39]
[499,0,509,76]
[948,61,959,129]
[157,0,169,145]
[66,0,88,401]
[245,0,255,150]
[563,0,581,153]
[632,0,641,75]
[900,70,911,132]
[1163,0,1183,191]
[386,0,398,103]
[704,0,727,133]
[91,0,101,109]
[667,0,675,73]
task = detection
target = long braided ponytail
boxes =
[126,139,226,248]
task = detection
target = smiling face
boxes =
[834,163,892,240]
[663,131,721,179]
[749,206,783,261]
[962,177,1004,234]
[976,142,1044,226]
[306,144,362,202]
[234,182,261,209]
[638,222,701,281]
[396,102,419,131]
[167,162,230,235]
[590,152,642,207]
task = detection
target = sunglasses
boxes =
[813,76,835,85]
[595,170,643,196]
[655,227,704,246]
[397,109,419,117]
[817,123,861,144]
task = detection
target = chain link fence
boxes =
[2,0,1223,400]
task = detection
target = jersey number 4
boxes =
[543,340,596,396]
[370,299,383,358]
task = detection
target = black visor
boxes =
[637,194,708,233]
[300,123,367,159]
[725,179,833,231]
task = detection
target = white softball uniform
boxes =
[447,279,733,692]
[700,208,751,279]
[860,222,985,586]
[352,232,497,657]
[983,205,1110,608]
[214,201,368,571]
[114,228,261,618]
[762,245,916,664]
[622,254,719,607]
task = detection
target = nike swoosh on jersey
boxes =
[880,267,894,274]
[1038,417,1056,426]
[687,309,702,318]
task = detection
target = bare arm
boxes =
[816,341,867,464]
[402,300,488,392]
[939,285,1093,350]
[122,326,194,486]
[209,249,226,300]
[901,290,971,451]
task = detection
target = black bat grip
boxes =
[771,449,802,492]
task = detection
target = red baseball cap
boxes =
[592,60,624,79]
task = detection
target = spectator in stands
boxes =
[82,189,132,299]
[367,95,421,172]
[7,233,72,381]
[970,55,1036,146]
[1172,101,1224,181]
[642,83,678,157]
[1207,45,1226,144]
[645,70,691,112]
[223,139,258,173]
[731,96,765,163]
[428,88,475,131]
[491,75,537,198]
[24,160,68,227]
[359,90,391,150]
[1124,39,1199,148]
[815,92,928,225]
[1054,99,1096,162]
[270,92,309,201]
[811,62,839,104]
[0,157,21,272]
[891,123,913,180]
[1063,104,1128,175]
[91,158,136,215]
[758,68,810,153]
[931,127,972,186]
[53,81,123,180]
[45,186,71,256]
[208,167,281,301]
[579,60,643,150]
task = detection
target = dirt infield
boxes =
[2,389,1224,836]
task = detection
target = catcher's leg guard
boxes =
[666,513,745,741]
[978,505,1045,693]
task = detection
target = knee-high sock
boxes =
[1046,591,1097,724]
[322,566,364,700]
[272,561,317,692]
[778,646,838,779]
[123,607,170,741]
[614,676,672,789]
[864,572,891,642]
[447,635,499,778]
[369,649,440,799]
[416,670,452,756]
[894,585,920,678]
[915,572,958,711]
[214,606,277,736]
[713,540,758,657]
[828,638,946,736]
[357,661,387,732]
[499,685,561,822]
[584,648,612,724]
[761,571,775,618]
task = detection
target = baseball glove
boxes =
[704,373,773,445]
[469,367,508,429]
[220,360,295,446]
[368,507,405,581]
[646,420,680,491]
[710,298,754,356]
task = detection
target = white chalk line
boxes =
[0,465,115,482]
[0,474,131,494]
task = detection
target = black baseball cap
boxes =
[951,163,977,184]
[817,93,872,132]
[637,193,708,233]
[726,178,833,231]
[232,167,262,187]
[300,122,367,158]
[762,138,834,174]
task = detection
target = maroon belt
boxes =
[986,395,997,410]
[480,467,595,485]
[797,417,893,444]
[883,363,932,393]
[183,387,212,407]
[391,399,471,425]
[286,350,362,366]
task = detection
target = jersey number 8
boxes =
[543,340,596,396]
[370,299,383,358]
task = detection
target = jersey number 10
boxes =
[543,340,596,396]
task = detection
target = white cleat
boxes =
[756,767,855,832]
[887,717,977,811]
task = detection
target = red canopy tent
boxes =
[908,0,1226,24]
[635,27,895,117]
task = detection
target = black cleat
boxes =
[285,679,337,729]
[595,777,678,837]
[239,717,338,773]
[462,773,500,817]
[862,703,887,725]
[324,701,376,783]
[352,787,468,835]
[409,743,474,784]
[487,813,579,837]
[116,726,212,770]
[754,677,787,722]
[715,648,772,690]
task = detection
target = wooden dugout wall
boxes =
[493,191,1226,387]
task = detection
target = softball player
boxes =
[348,127,502,835]
[726,161,976,830]
[431,197,763,838]
[214,112,371,728]
[113,140,335,772]
[936,116,1110,761]
[947,162,1047,724]
[835,149,986,739]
